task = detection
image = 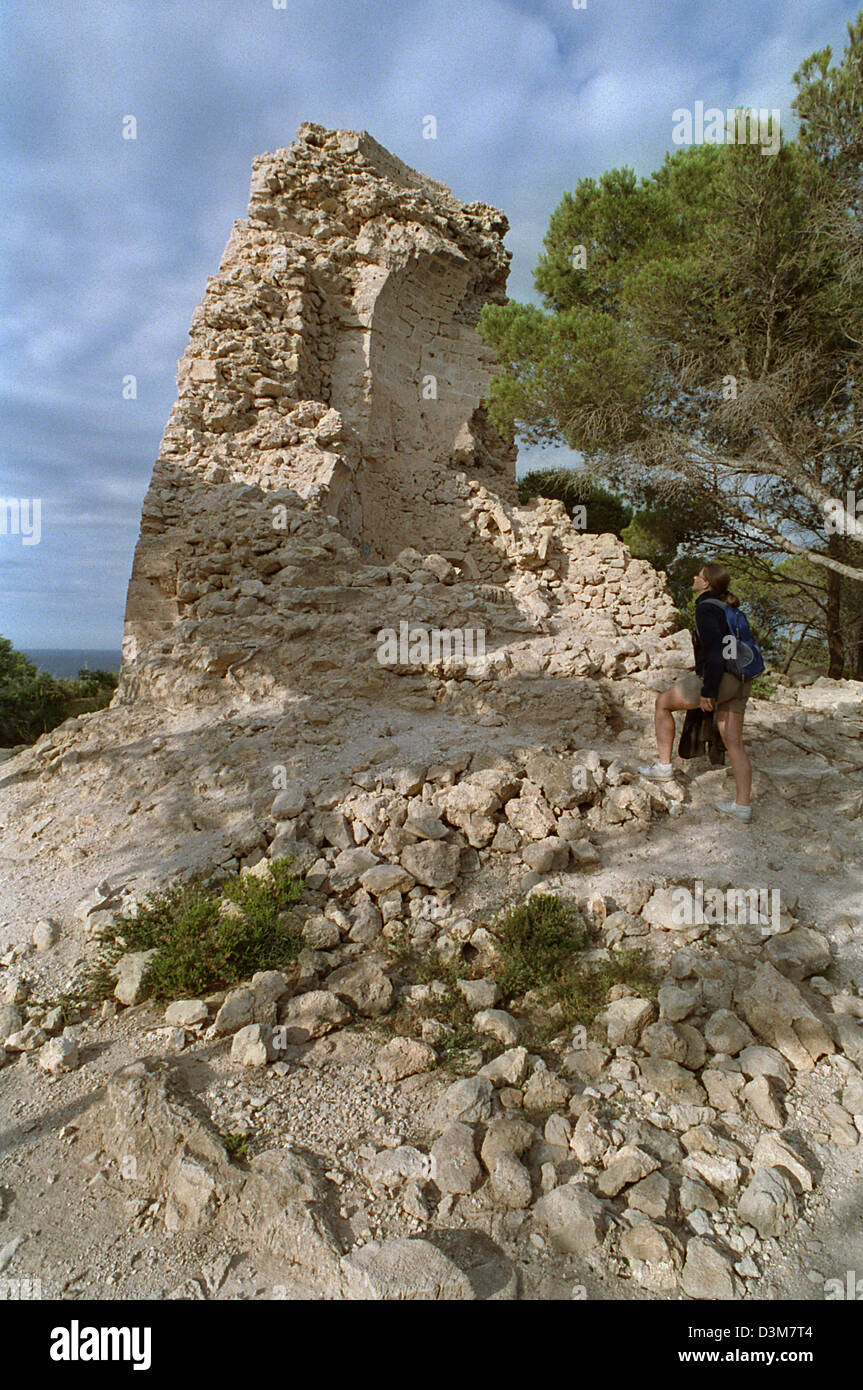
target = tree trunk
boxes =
[826,541,846,677]
[851,612,863,681]
[782,624,811,674]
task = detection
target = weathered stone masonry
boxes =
[123,123,518,662]
[121,125,679,717]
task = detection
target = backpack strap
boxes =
[694,596,728,638]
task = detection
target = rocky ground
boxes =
[1,652,862,1302]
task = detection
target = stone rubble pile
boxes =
[116,481,682,713]
[12,860,855,1301]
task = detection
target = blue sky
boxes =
[1,0,859,649]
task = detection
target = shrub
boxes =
[751,669,779,700]
[489,893,655,1029]
[379,943,486,1067]
[223,1132,250,1162]
[86,858,305,1003]
[492,893,589,997]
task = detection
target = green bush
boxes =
[223,1132,250,1162]
[492,893,589,997]
[751,670,779,700]
[380,942,486,1067]
[490,893,655,1028]
[87,858,305,1003]
[0,636,118,746]
[377,894,656,1067]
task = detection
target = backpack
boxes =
[698,597,765,680]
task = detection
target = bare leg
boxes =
[716,709,752,806]
[654,685,693,763]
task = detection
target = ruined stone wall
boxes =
[123,124,517,663]
[121,124,681,718]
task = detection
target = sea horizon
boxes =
[23,648,122,679]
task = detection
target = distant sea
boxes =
[23,649,122,679]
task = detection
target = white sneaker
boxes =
[639,761,674,781]
[715,800,752,821]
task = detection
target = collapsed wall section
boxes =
[123,123,516,664]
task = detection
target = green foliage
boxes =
[479,144,726,452]
[377,895,656,1070]
[794,12,863,181]
[416,980,484,1066]
[0,638,39,686]
[74,668,118,698]
[532,147,723,317]
[551,949,657,1029]
[794,634,831,670]
[380,938,486,1067]
[480,299,650,450]
[751,671,780,700]
[86,858,305,1003]
[489,894,655,1029]
[0,636,118,746]
[491,894,589,997]
[621,495,720,575]
[223,1132,250,1162]
[479,22,863,618]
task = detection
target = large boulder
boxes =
[681,1237,739,1300]
[751,1134,815,1193]
[764,927,831,983]
[534,1181,608,1253]
[374,1036,436,1082]
[738,1167,798,1237]
[639,1058,706,1105]
[85,1061,344,1294]
[213,987,255,1036]
[340,1237,517,1300]
[399,841,461,889]
[38,1035,80,1076]
[740,963,834,1070]
[327,959,394,1017]
[523,752,582,810]
[703,1009,754,1056]
[329,847,379,892]
[620,1220,684,1294]
[596,1146,659,1198]
[598,996,656,1047]
[230,1023,274,1068]
[113,949,157,1006]
[434,1076,495,1128]
[430,1124,483,1195]
[279,990,351,1042]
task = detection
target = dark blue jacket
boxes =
[693,592,727,700]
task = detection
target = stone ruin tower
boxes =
[120,123,677,716]
[122,123,517,666]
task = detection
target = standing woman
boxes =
[641,562,754,820]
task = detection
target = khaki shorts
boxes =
[675,671,753,712]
